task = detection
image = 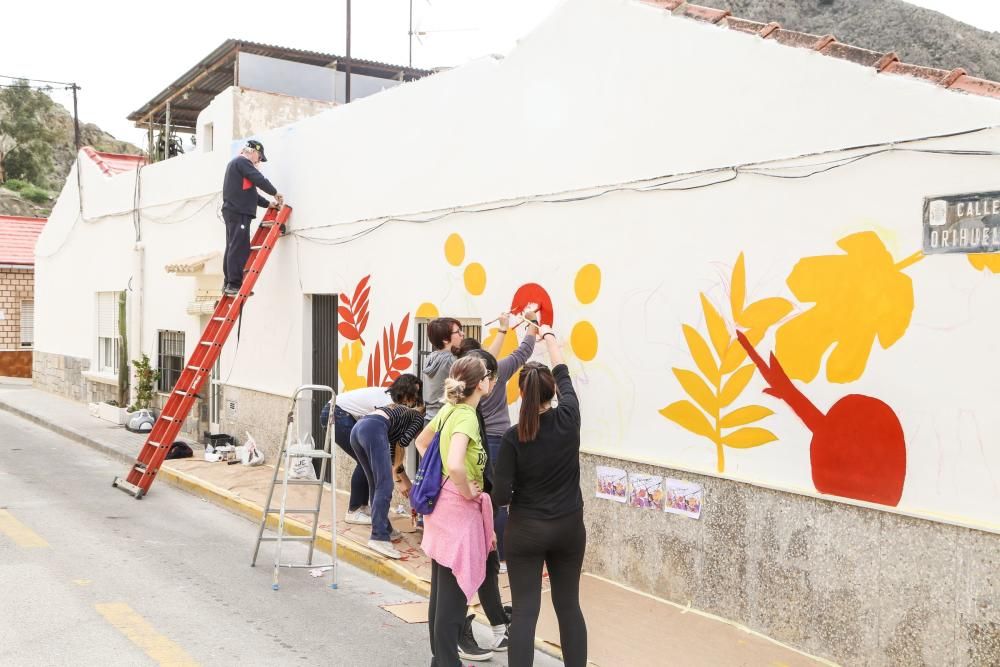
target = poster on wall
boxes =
[595,466,627,502]
[664,478,703,519]
[923,190,1000,254]
[627,473,664,510]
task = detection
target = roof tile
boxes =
[638,0,1000,102]
[724,17,767,35]
[82,147,147,177]
[682,5,729,23]
[0,216,46,266]
[770,28,824,49]
[948,75,1000,99]
[822,42,886,68]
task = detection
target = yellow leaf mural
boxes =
[660,253,785,473]
[701,294,729,358]
[659,400,716,440]
[682,325,720,386]
[775,232,918,384]
[719,364,755,407]
[968,253,1000,273]
[672,369,717,414]
[338,341,367,391]
[722,427,778,448]
[720,405,774,428]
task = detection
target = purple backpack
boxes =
[410,412,453,515]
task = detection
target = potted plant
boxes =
[128,353,160,414]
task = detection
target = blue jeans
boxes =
[350,415,393,542]
[487,434,508,561]
[333,407,369,513]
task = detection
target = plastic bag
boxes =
[241,431,265,466]
[287,433,318,481]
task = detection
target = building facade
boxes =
[32,1,1000,664]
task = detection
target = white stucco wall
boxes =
[34,0,1000,531]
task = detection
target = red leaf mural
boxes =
[338,275,371,345]
[736,331,906,506]
[367,313,414,388]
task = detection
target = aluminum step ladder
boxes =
[251,384,338,590]
[113,204,292,498]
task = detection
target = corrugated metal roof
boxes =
[128,39,434,131]
[0,216,46,266]
[641,1,1000,100]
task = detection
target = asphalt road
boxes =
[0,408,562,667]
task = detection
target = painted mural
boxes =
[660,227,1000,509]
[337,274,414,390]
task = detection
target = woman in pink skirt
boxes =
[417,355,496,667]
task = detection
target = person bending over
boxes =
[320,374,422,524]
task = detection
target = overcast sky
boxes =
[1,0,998,148]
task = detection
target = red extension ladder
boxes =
[113,205,292,498]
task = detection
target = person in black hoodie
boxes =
[221,139,283,295]
[491,325,587,667]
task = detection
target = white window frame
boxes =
[19,299,33,348]
[95,291,121,376]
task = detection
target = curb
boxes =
[1,399,566,662]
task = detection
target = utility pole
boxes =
[345,0,352,103]
[70,83,81,152]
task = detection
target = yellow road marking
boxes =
[74,579,92,586]
[0,509,49,547]
[95,602,199,666]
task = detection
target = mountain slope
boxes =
[700,0,1000,81]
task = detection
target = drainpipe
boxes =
[132,242,145,397]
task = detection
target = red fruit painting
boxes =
[510,283,554,325]
[736,331,906,506]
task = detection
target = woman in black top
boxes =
[492,326,587,667]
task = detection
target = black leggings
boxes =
[505,509,587,667]
[428,560,466,667]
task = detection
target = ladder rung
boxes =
[161,416,177,422]
[199,341,216,347]
[265,508,321,514]
[257,536,315,542]
[212,316,227,322]
[283,479,325,486]
[187,365,205,372]
[250,245,264,250]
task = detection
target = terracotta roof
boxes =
[81,147,147,176]
[164,251,219,274]
[0,215,46,266]
[641,0,1000,100]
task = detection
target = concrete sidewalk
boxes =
[0,383,836,667]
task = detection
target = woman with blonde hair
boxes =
[492,325,587,667]
[417,355,496,667]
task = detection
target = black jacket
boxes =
[222,156,277,217]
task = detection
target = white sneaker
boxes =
[367,539,401,559]
[344,509,372,525]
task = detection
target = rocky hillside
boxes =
[701,0,1000,80]
[0,92,141,217]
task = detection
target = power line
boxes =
[290,124,1000,247]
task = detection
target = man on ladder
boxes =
[222,139,283,296]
